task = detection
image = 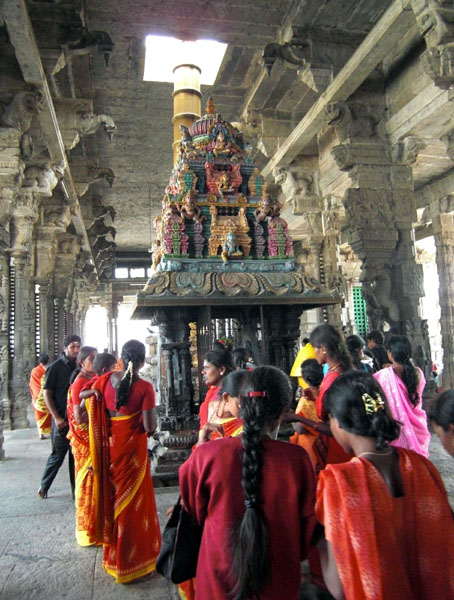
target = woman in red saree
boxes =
[288,325,353,473]
[88,340,161,583]
[67,346,97,546]
[286,324,353,590]
[198,346,235,429]
[29,353,50,439]
[316,371,454,599]
[179,366,316,600]
[197,369,246,445]
[179,370,247,599]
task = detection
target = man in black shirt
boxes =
[365,330,389,372]
[38,334,81,499]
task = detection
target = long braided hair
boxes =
[230,366,292,600]
[386,335,419,406]
[116,340,145,410]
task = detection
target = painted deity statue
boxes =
[221,229,243,262]
[180,192,205,224]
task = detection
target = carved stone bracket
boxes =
[391,136,426,165]
[325,101,382,143]
[273,165,320,215]
[9,192,39,253]
[412,0,454,87]
[54,99,117,150]
[0,88,44,133]
[262,37,309,76]
[441,128,454,161]
[22,162,64,197]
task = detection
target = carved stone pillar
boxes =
[0,225,10,434]
[37,280,53,355]
[430,198,454,388]
[8,250,31,429]
[53,232,82,348]
[8,190,41,429]
[322,196,343,328]
[326,99,430,376]
[106,302,113,351]
[111,299,120,356]
[35,222,59,355]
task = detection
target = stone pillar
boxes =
[0,224,11,434]
[8,189,42,429]
[322,196,343,328]
[303,210,325,330]
[112,299,120,356]
[430,198,454,388]
[326,98,430,375]
[8,250,31,429]
[106,302,113,351]
[37,280,53,355]
[53,232,82,349]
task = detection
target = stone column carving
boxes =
[430,196,454,388]
[322,196,344,328]
[0,226,10,434]
[326,98,430,375]
[35,220,60,355]
[53,233,82,348]
[8,190,41,429]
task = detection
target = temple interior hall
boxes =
[2,0,454,597]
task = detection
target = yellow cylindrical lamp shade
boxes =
[290,343,316,388]
[172,64,201,163]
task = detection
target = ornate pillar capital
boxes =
[411,0,454,88]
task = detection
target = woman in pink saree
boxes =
[374,335,430,457]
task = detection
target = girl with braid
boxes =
[87,340,161,583]
[179,366,316,600]
[316,371,454,599]
[374,335,430,457]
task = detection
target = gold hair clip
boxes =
[362,392,385,415]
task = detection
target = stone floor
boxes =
[0,424,453,600]
[0,425,180,600]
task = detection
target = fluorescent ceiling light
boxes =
[144,35,228,85]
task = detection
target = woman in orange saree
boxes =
[88,340,161,584]
[316,371,454,600]
[67,346,97,546]
[29,354,51,438]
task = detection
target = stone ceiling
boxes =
[4,0,454,256]
[74,0,395,252]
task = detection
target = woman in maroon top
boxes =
[179,366,316,600]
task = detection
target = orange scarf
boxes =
[316,449,454,599]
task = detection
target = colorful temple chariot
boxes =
[132,96,338,484]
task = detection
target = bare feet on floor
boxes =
[37,487,48,499]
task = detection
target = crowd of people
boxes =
[29,325,454,597]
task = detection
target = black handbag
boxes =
[156,497,203,583]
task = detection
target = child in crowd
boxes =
[316,370,454,599]
[78,352,117,410]
[197,369,246,445]
[430,389,454,457]
[179,366,316,600]
[298,358,324,419]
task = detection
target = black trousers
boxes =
[40,419,75,496]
